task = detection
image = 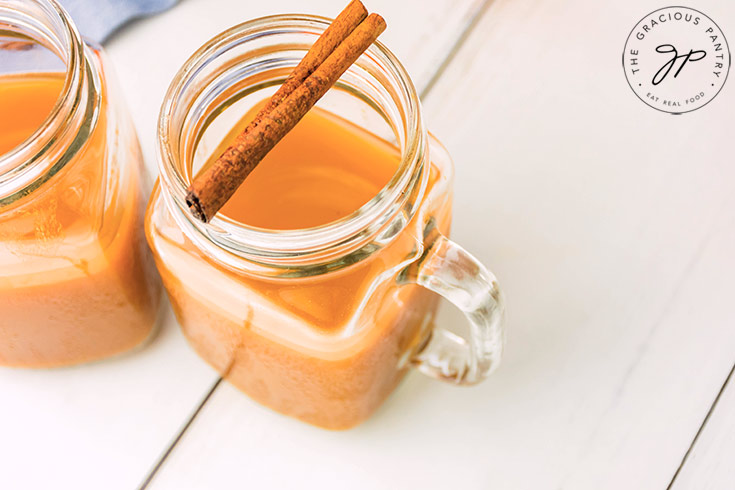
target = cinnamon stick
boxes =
[252,0,367,126]
[186,11,386,223]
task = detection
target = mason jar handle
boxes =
[400,224,505,385]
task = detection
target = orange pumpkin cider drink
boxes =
[0,75,60,154]
[146,3,504,429]
[149,105,451,428]
[0,0,161,367]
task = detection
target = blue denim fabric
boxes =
[59,0,178,42]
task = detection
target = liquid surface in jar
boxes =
[0,72,161,368]
[149,100,452,429]
[0,73,63,154]
[211,105,401,229]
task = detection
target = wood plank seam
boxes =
[138,377,223,490]
[419,0,495,100]
[666,362,735,490]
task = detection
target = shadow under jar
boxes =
[0,0,162,367]
[147,15,505,430]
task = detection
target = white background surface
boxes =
[1,0,734,489]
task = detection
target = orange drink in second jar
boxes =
[150,106,451,429]
[0,0,162,367]
[146,15,504,430]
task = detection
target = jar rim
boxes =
[157,14,427,264]
[0,0,89,205]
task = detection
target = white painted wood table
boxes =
[2,0,734,488]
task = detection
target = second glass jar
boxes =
[146,15,505,429]
[0,0,161,367]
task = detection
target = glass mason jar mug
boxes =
[0,0,162,367]
[147,15,505,429]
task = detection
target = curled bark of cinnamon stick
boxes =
[254,0,367,124]
[186,5,386,223]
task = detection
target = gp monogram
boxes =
[623,6,730,114]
